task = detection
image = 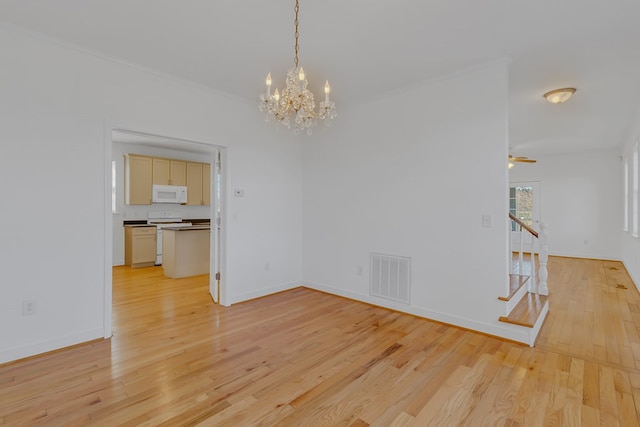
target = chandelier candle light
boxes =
[259,0,336,135]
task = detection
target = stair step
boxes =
[498,274,530,301]
[499,293,548,328]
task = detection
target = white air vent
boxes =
[370,253,411,304]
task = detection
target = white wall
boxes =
[302,61,519,341]
[622,106,640,289]
[0,24,303,363]
[509,150,622,260]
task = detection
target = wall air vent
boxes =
[370,253,411,304]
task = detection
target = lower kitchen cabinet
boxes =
[162,227,210,278]
[124,226,157,268]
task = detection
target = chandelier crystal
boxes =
[259,0,336,135]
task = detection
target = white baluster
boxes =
[538,222,549,296]
[529,229,537,294]
[509,220,514,274]
[519,225,524,276]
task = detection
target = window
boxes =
[624,157,629,232]
[112,160,117,213]
[509,185,533,231]
[633,141,639,237]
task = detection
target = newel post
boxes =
[538,222,549,296]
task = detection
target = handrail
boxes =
[508,213,539,238]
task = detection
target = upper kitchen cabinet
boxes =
[186,162,212,206]
[124,154,153,205]
[202,163,211,206]
[124,153,210,205]
[152,158,186,186]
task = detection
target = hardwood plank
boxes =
[1,259,640,425]
[599,365,621,426]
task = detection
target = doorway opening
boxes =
[104,128,226,338]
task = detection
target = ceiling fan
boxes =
[508,155,537,169]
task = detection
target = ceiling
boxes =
[112,130,214,154]
[2,0,639,157]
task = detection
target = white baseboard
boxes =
[303,281,534,345]
[504,281,529,315]
[549,251,621,261]
[623,260,640,292]
[528,301,549,347]
[228,281,303,305]
[0,328,104,365]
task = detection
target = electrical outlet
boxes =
[22,300,36,316]
[265,262,270,271]
[357,266,364,276]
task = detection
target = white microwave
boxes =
[152,185,187,204]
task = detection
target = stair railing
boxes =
[508,213,548,295]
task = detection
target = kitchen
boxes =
[112,130,221,282]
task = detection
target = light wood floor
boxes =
[1,258,640,426]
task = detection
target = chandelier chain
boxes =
[294,0,299,68]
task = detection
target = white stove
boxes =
[147,212,192,265]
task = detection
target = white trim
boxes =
[632,140,639,237]
[0,328,103,365]
[624,157,629,232]
[227,281,303,306]
[623,260,640,293]
[504,282,529,315]
[103,121,113,338]
[303,281,539,346]
[527,302,549,347]
[217,149,229,307]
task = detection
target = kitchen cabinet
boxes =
[124,154,153,205]
[186,162,204,205]
[124,153,209,205]
[124,226,157,268]
[186,161,211,206]
[152,158,186,186]
[162,227,210,278]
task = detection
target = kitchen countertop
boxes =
[162,225,210,231]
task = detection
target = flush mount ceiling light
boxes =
[508,155,537,169]
[543,87,576,104]
[259,0,336,135]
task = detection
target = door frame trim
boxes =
[103,123,227,338]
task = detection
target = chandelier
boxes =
[259,0,336,135]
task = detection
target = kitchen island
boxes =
[162,225,210,279]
